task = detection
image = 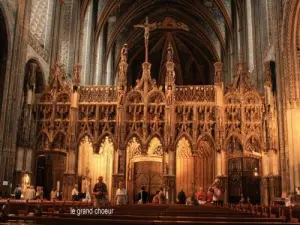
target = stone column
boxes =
[95,28,105,84]
[221,150,227,176]
[63,76,79,199]
[215,152,222,176]
[262,152,269,205]
[164,149,176,204]
[168,150,175,176]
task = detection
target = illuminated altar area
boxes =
[28,35,280,204]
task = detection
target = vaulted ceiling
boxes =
[82,0,234,85]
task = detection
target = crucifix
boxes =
[134,17,155,63]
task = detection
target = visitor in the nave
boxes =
[186,192,198,206]
[115,182,127,205]
[137,185,148,204]
[177,187,186,204]
[195,187,206,204]
[13,185,22,200]
[71,184,79,201]
[152,190,160,203]
[35,186,43,200]
[50,188,57,201]
[93,176,108,207]
[158,187,166,204]
[210,182,223,206]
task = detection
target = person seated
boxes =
[206,191,213,203]
[178,187,186,204]
[195,187,206,204]
[152,191,159,203]
[186,193,198,206]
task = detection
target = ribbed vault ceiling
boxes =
[82,0,234,85]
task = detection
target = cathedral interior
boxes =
[0,0,300,207]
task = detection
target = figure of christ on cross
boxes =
[134,17,156,63]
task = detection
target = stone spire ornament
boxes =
[72,64,81,87]
[118,43,128,87]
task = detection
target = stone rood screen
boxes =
[34,42,276,205]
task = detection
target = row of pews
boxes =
[0,199,299,224]
[224,202,300,223]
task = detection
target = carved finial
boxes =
[48,61,68,91]
[73,64,81,86]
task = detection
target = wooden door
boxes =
[133,161,163,202]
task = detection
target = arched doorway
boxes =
[126,137,163,203]
[228,157,261,204]
[0,7,8,114]
[78,135,114,200]
[176,137,194,196]
[176,136,214,197]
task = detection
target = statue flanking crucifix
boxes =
[134,17,156,63]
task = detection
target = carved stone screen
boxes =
[133,161,163,201]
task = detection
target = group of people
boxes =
[13,185,45,200]
[13,176,224,207]
[71,176,110,207]
[177,181,223,206]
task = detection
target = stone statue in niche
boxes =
[73,64,81,86]
[167,43,173,62]
[120,43,128,63]
[166,86,172,105]
[117,86,126,105]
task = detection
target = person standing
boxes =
[152,191,160,203]
[177,187,186,204]
[137,185,148,204]
[71,184,79,201]
[14,185,22,200]
[115,182,127,205]
[211,183,223,206]
[158,187,166,204]
[93,176,108,207]
[50,188,57,201]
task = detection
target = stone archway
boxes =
[126,137,163,203]
[176,137,194,196]
[0,7,8,114]
[78,135,114,201]
[176,136,214,197]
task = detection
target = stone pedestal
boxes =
[62,173,75,200]
[164,175,176,204]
